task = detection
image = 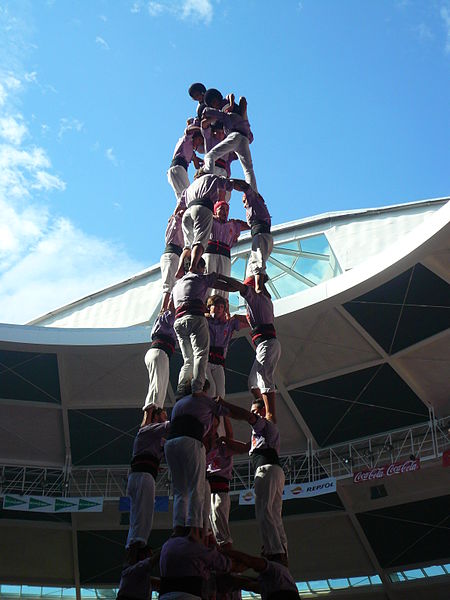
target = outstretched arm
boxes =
[218,437,250,454]
[214,273,247,296]
[230,178,250,192]
[222,549,267,573]
[220,399,256,425]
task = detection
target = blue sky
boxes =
[0,0,449,323]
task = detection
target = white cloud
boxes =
[148,2,164,16]
[415,23,433,41]
[0,216,143,323]
[0,13,143,325]
[58,117,83,139]
[99,14,107,22]
[105,147,118,165]
[139,0,213,23]
[441,5,450,54]
[0,115,27,144]
[181,0,212,23]
[95,35,110,50]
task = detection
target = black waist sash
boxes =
[251,447,280,470]
[170,156,188,170]
[215,158,227,171]
[163,243,182,256]
[207,474,230,493]
[204,239,231,258]
[168,414,204,443]
[251,221,271,236]
[267,592,299,600]
[208,345,225,366]
[189,196,213,211]
[130,452,160,479]
[150,334,175,358]
[175,299,205,320]
[251,324,276,346]
[159,576,203,596]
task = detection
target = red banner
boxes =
[353,459,420,483]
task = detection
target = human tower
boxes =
[117,84,299,600]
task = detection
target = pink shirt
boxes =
[210,218,243,247]
[242,287,274,327]
[165,214,184,247]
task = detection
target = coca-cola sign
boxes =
[353,459,420,483]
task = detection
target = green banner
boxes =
[2,495,104,513]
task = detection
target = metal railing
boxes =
[1,417,448,499]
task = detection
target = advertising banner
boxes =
[119,496,169,512]
[239,476,336,505]
[353,458,420,484]
[2,495,104,513]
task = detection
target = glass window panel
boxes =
[296,582,310,592]
[266,261,285,280]
[349,576,371,587]
[276,240,299,251]
[1,586,22,595]
[295,256,334,284]
[300,234,329,255]
[273,274,310,297]
[228,291,245,313]
[423,565,445,577]
[94,591,116,599]
[41,589,62,597]
[369,575,382,584]
[328,578,350,589]
[62,590,77,598]
[389,572,405,582]
[270,249,297,270]
[80,590,97,599]
[21,588,42,596]
[230,257,247,280]
[403,569,425,580]
[443,563,450,574]
[308,580,330,591]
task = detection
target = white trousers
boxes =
[165,436,206,528]
[203,478,211,535]
[206,363,226,399]
[143,348,170,409]
[254,464,287,555]
[126,472,155,548]
[203,132,257,192]
[248,338,281,393]
[182,205,213,250]
[160,251,179,295]
[167,165,190,201]
[210,491,232,546]
[204,253,231,299]
[174,315,209,395]
[246,233,273,277]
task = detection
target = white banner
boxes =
[2,495,104,513]
[238,476,336,505]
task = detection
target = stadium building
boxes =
[0,197,449,599]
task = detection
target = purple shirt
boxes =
[171,394,230,437]
[160,536,232,580]
[132,421,171,462]
[208,316,240,350]
[178,174,234,211]
[258,560,298,599]
[244,188,271,227]
[242,287,274,327]
[210,218,244,247]
[172,133,195,165]
[206,443,233,480]
[151,310,175,341]
[118,558,152,600]
[172,272,217,308]
[250,416,280,455]
[165,214,184,247]
[203,107,253,140]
